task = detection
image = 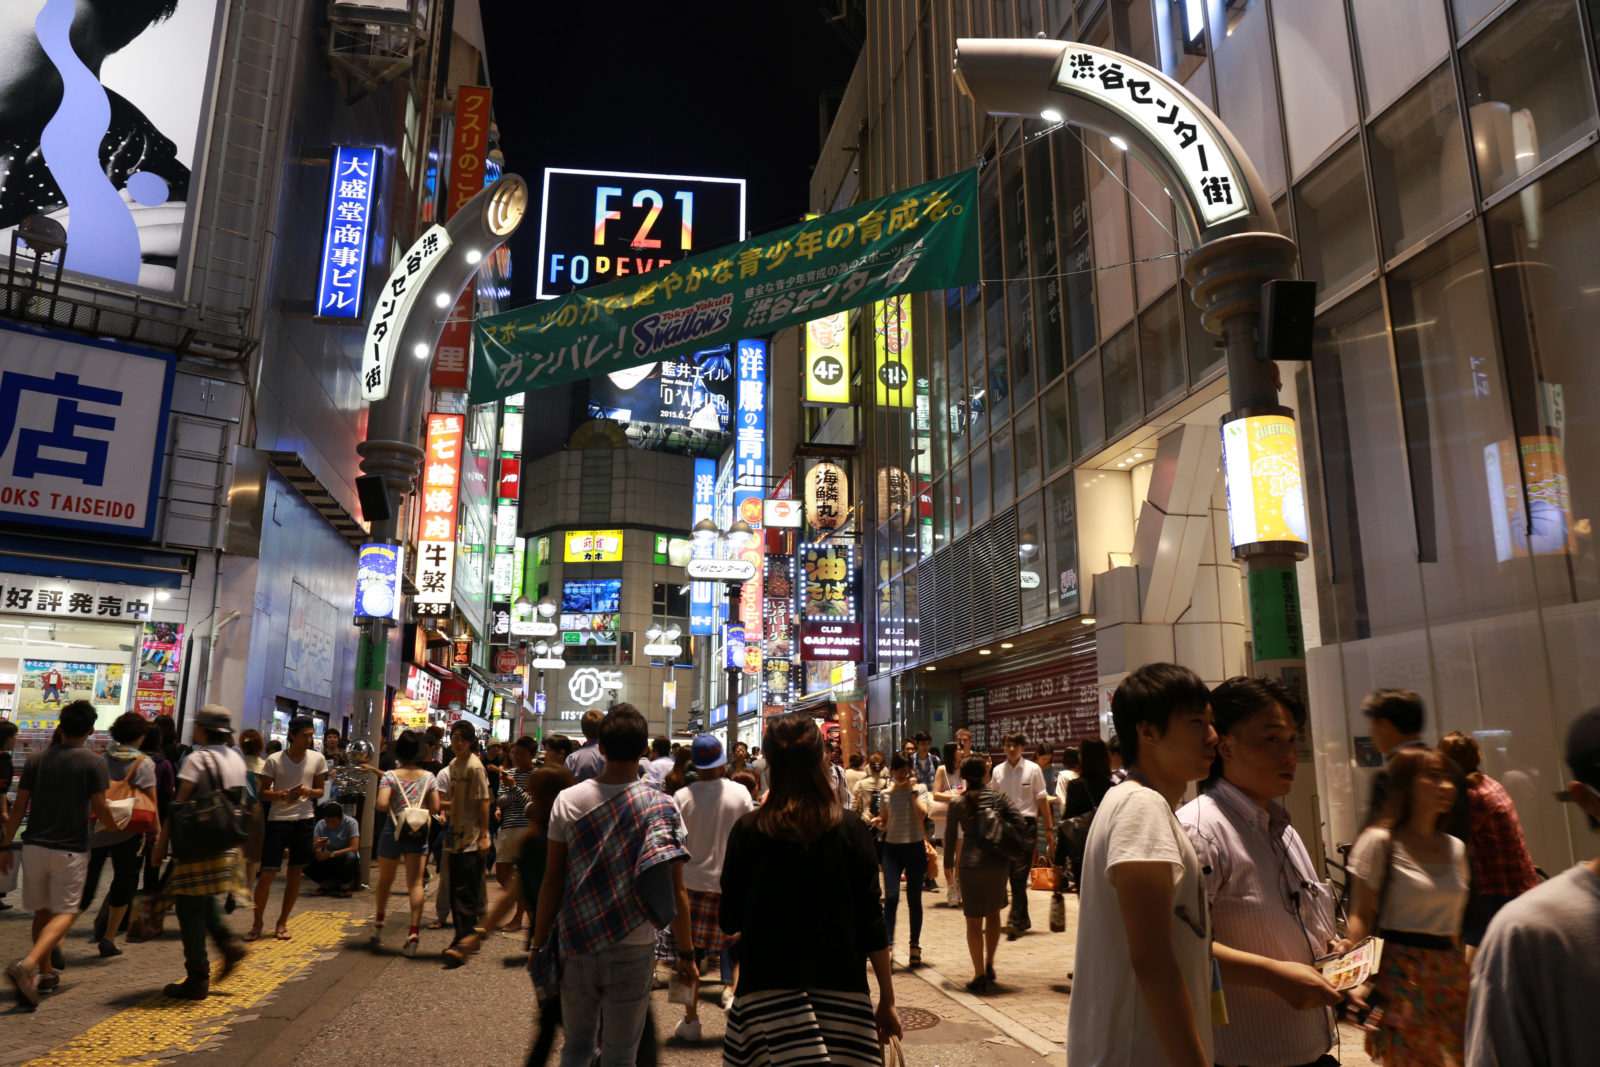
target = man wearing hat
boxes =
[1465,708,1600,1066]
[151,705,249,999]
[669,733,754,1041]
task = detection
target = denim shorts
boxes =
[375,818,428,861]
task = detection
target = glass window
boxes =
[1130,156,1179,306]
[1213,0,1286,197]
[1462,0,1598,199]
[1015,401,1042,496]
[1485,146,1600,606]
[952,459,970,540]
[1086,132,1136,338]
[1181,279,1221,381]
[971,441,992,527]
[1349,0,1450,115]
[965,288,989,444]
[980,165,1010,428]
[1053,131,1097,363]
[1002,147,1036,406]
[1026,138,1066,385]
[1369,64,1474,260]
[1452,0,1508,38]
[1046,475,1080,616]
[1018,491,1047,626]
[1102,325,1141,436]
[1042,379,1072,474]
[1293,140,1376,301]
[1273,0,1361,177]
[1156,0,1208,86]
[946,290,969,463]
[991,422,1015,512]
[1070,354,1104,457]
[931,476,950,553]
[1140,289,1185,412]
[928,297,949,476]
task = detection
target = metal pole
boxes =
[727,580,742,752]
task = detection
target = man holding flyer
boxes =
[1179,677,1345,1067]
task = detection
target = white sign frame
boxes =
[686,558,757,582]
[361,225,452,401]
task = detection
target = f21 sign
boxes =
[536,168,747,300]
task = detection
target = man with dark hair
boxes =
[440,720,491,964]
[993,731,1053,938]
[642,735,674,791]
[566,709,607,782]
[1360,688,1470,838]
[1107,733,1127,783]
[543,733,575,766]
[911,730,940,791]
[305,803,361,896]
[1466,708,1600,1066]
[1067,664,1218,1067]
[251,715,327,941]
[533,704,696,1062]
[2,701,117,1009]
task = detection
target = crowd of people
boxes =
[2,674,1598,1067]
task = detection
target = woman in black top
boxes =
[945,755,1026,992]
[719,713,901,1065]
[1055,737,1115,889]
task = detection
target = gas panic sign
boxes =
[537,168,747,300]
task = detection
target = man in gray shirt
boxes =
[1466,707,1600,1067]
[565,709,607,783]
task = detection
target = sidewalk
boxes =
[897,880,1376,1065]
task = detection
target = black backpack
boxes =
[170,752,250,861]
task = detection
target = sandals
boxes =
[908,945,921,967]
[243,929,262,944]
[426,920,448,930]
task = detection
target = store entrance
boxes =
[0,616,142,733]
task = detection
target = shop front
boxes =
[956,635,1099,755]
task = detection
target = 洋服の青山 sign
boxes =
[470,170,980,403]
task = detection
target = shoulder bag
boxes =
[170,752,250,860]
[106,754,158,834]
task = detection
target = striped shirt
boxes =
[1179,779,1338,1067]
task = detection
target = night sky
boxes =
[480,1,861,309]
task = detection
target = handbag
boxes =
[973,795,1030,862]
[106,755,158,834]
[880,1033,906,1067]
[1029,857,1058,892]
[170,752,250,860]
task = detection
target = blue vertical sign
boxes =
[316,145,380,319]
[690,457,718,635]
[735,340,768,505]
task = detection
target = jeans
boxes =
[175,895,231,977]
[1007,816,1038,929]
[446,850,485,944]
[558,940,656,1067]
[881,840,926,949]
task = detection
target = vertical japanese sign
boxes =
[361,226,451,401]
[804,312,852,405]
[492,395,522,600]
[316,145,379,319]
[735,340,766,672]
[432,86,493,391]
[873,295,913,408]
[416,414,465,615]
[690,457,718,635]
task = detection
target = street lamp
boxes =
[536,595,557,619]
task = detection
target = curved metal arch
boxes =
[954,38,1276,248]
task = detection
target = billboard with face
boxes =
[0,0,223,291]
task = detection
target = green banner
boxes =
[355,633,387,692]
[1247,567,1305,661]
[471,169,981,402]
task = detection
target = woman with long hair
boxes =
[371,730,440,958]
[945,754,1024,992]
[874,753,931,967]
[662,748,696,795]
[1346,747,1470,1066]
[719,713,901,1065]
[1437,731,1540,954]
[1055,738,1115,889]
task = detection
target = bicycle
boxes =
[1324,842,1354,934]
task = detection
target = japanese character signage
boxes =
[536,168,747,300]
[873,295,914,409]
[416,413,465,615]
[1056,43,1249,229]
[354,543,404,621]
[1220,413,1308,551]
[450,87,493,216]
[804,461,849,532]
[0,572,155,622]
[563,530,624,563]
[361,224,453,401]
[472,169,980,402]
[734,340,766,657]
[798,543,862,662]
[587,346,734,440]
[0,325,174,538]
[690,457,719,635]
[804,311,852,405]
[316,145,379,319]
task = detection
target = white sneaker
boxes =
[720,987,736,1011]
[674,1019,703,1043]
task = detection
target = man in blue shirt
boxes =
[305,803,361,896]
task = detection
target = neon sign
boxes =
[316,145,379,319]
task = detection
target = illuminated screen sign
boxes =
[873,296,913,408]
[798,543,862,662]
[536,168,747,299]
[361,224,451,400]
[690,457,719,635]
[562,579,622,614]
[563,530,624,563]
[587,345,733,435]
[316,145,379,319]
[354,543,403,620]
[1220,413,1308,550]
[1485,436,1576,560]
[805,312,852,405]
[416,414,465,614]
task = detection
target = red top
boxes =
[1465,774,1541,897]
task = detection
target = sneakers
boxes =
[36,973,60,994]
[7,960,39,1010]
[720,987,736,1011]
[402,934,420,959]
[673,1019,703,1043]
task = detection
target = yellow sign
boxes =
[805,312,852,405]
[564,529,624,562]
[1220,414,1308,549]
[873,295,913,408]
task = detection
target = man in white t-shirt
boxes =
[671,734,754,1037]
[1067,663,1219,1067]
[991,731,1054,938]
[251,715,328,942]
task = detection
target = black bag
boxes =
[170,753,250,861]
[972,794,1031,862]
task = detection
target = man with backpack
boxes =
[151,704,250,1000]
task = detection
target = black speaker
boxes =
[355,474,392,523]
[1259,279,1317,362]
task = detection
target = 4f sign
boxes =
[361,225,452,400]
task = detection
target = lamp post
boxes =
[687,517,755,749]
[644,622,684,736]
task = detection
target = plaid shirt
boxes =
[532,781,687,999]
[1466,774,1540,897]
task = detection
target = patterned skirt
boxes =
[724,988,881,1067]
[1366,942,1469,1067]
[688,888,728,954]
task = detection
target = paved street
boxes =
[1,863,1375,1066]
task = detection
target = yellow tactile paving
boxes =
[23,910,357,1067]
